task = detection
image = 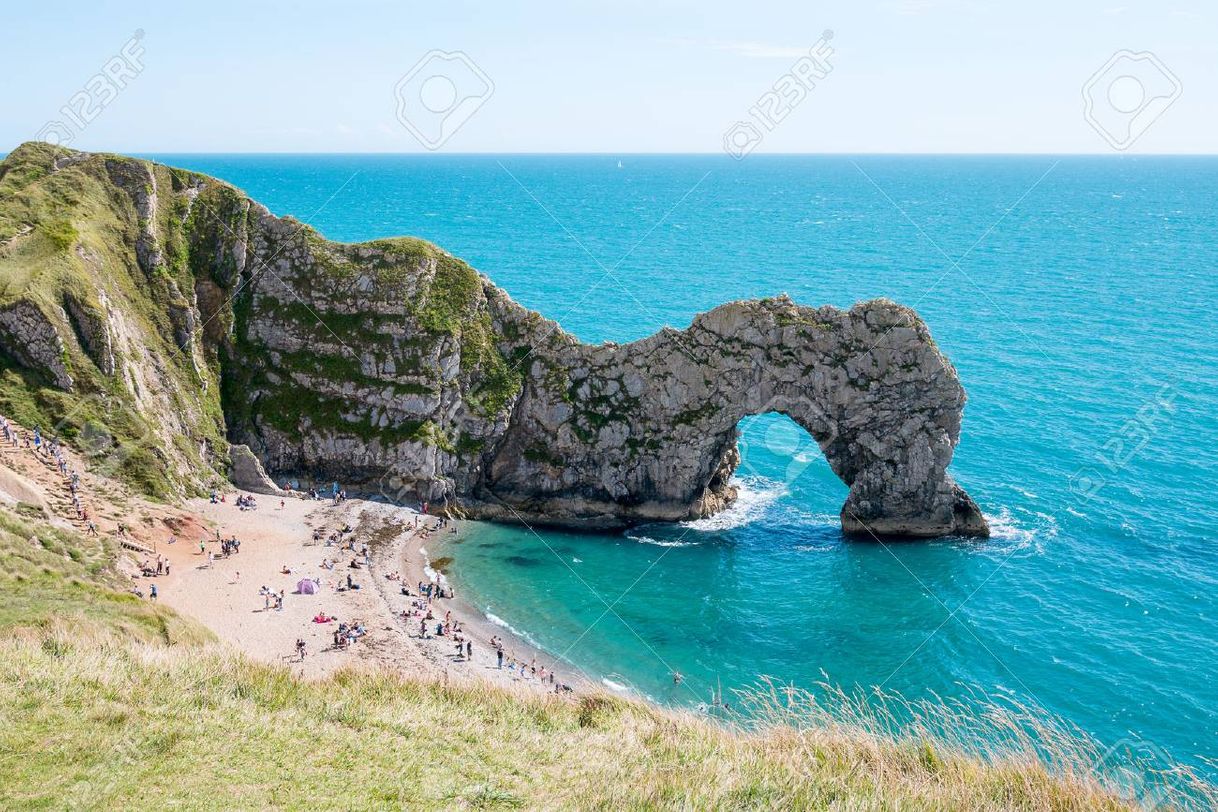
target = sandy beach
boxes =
[0,421,579,695]
[155,491,578,693]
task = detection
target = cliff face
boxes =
[0,143,987,537]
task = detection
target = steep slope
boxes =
[0,143,986,537]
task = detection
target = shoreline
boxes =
[367,503,585,693]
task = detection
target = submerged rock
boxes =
[0,143,986,538]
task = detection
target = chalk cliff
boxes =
[0,143,986,537]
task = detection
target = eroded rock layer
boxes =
[0,143,987,537]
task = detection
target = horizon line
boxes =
[104,150,1218,158]
[3,143,1218,159]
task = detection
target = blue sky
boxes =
[2,0,1213,153]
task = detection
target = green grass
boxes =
[0,507,210,646]
[0,634,1150,811]
[0,142,528,499]
[0,503,1209,809]
[0,143,230,499]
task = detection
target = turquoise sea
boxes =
[150,154,1218,778]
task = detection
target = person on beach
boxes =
[149,583,158,601]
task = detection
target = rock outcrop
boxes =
[0,300,73,390]
[228,444,290,497]
[0,143,987,538]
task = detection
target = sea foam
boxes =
[680,476,787,531]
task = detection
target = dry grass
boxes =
[0,503,1211,810]
[0,633,1138,811]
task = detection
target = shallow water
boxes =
[150,153,1218,777]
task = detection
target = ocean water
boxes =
[149,153,1218,777]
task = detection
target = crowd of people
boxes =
[1,417,96,530]
[488,635,570,691]
[282,482,349,504]
[138,554,171,577]
[0,419,576,695]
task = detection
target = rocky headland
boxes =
[0,142,986,537]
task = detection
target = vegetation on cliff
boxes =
[0,143,228,499]
[0,142,524,501]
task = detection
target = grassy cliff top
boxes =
[0,499,1187,810]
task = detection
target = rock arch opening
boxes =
[731,412,848,514]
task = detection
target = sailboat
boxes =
[617,159,623,169]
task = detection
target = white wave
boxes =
[484,611,512,630]
[484,610,541,648]
[984,506,1057,552]
[627,534,696,548]
[680,476,787,531]
[985,508,1034,544]
[601,676,630,693]
[572,557,583,563]
[422,565,438,583]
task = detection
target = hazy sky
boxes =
[2,0,1213,153]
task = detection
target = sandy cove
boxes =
[156,491,580,693]
[0,423,581,695]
